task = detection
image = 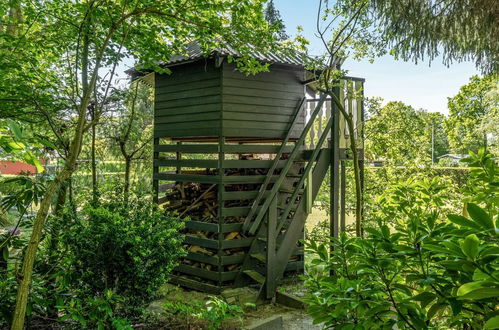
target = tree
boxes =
[2,1,275,328]
[423,112,450,163]
[444,75,498,154]
[323,0,499,73]
[477,82,499,155]
[365,100,432,165]
[108,82,153,204]
[264,0,288,41]
[313,0,373,237]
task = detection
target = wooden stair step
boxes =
[277,203,297,210]
[278,188,304,194]
[243,270,265,284]
[250,253,266,263]
[285,173,302,178]
[256,238,303,256]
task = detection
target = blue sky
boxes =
[274,0,479,114]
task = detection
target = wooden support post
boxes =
[153,137,159,203]
[266,195,277,299]
[358,80,365,233]
[340,160,346,232]
[359,151,365,235]
[217,136,225,287]
[176,141,182,174]
[330,88,341,241]
[305,170,313,214]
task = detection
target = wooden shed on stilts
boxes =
[132,42,365,299]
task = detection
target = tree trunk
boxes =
[91,118,98,206]
[124,157,131,205]
[53,178,68,216]
[11,170,73,329]
[47,180,69,318]
[329,90,363,237]
[11,79,91,330]
[0,250,7,271]
[7,0,22,36]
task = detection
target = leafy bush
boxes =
[304,150,499,329]
[162,296,244,329]
[58,289,132,330]
[60,195,185,312]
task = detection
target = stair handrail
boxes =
[243,94,328,235]
[276,109,334,233]
[242,97,305,231]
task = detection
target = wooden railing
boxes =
[304,78,364,150]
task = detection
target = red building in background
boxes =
[0,159,45,175]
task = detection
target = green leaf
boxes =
[480,246,499,258]
[35,136,59,151]
[23,150,44,173]
[447,214,481,230]
[427,302,445,320]
[424,244,452,255]
[460,234,479,260]
[364,227,382,238]
[473,268,490,281]
[467,203,494,230]
[484,315,499,329]
[56,297,64,309]
[457,281,499,299]
[6,119,23,140]
[2,247,9,261]
[447,298,462,316]
[411,291,436,308]
[458,287,499,300]
[441,241,465,257]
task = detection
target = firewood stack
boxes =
[163,181,219,222]
[162,167,271,222]
[162,167,277,282]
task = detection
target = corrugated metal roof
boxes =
[166,41,309,67]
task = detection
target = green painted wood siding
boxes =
[221,62,305,139]
[154,60,222,138]
[154,59,306,139]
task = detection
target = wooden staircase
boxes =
[234,149,330,299]
[234,93,335,299]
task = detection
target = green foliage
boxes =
[58,290,132,330]
[162,296,244,329]
[365,100,436,165]
[445,75,498,154]
[425,112,450,163]
[0,120,45,173]
[1,176,46,214]
[106,83,153,162]
[323,0,498,73]
[461,148,499,213]
[59,193,185,310]
[0,270,54,327]
[264,0,288,41]
[1,186,185,327]
[304,150,499,329]
[204,296,245,329]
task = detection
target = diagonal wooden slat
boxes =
[242,97,305,231]
[244,94,327,235]
[277,115,334,232]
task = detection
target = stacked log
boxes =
[162,162,304,286]
[163,181,218,222]
[162,167,270,282]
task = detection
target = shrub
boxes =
[162,296,244,329]
[58,289,133,330]
[60,195,185,312]
[304,150,499,329]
